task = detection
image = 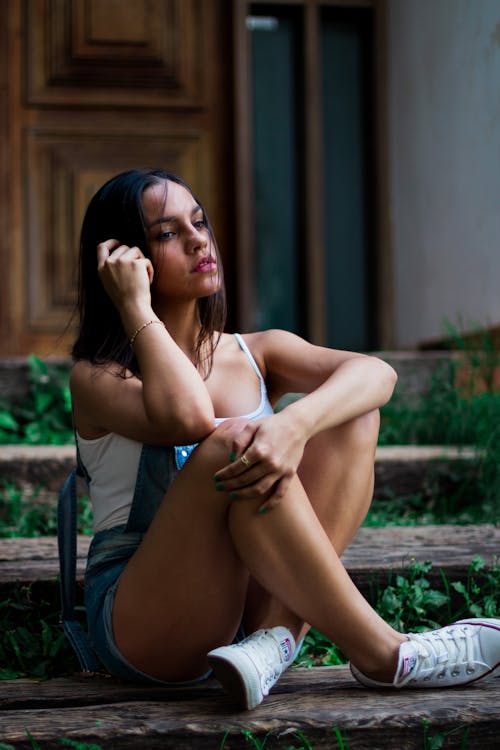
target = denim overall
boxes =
[59,441,209,683]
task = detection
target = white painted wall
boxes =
[387,0,500,348]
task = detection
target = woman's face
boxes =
[142,180,221,302]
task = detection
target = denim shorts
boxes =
[84,524,212,685]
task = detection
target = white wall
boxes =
[387,0,500,348]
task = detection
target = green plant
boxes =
[218,728,319,750]
[422,718,470,749]
[442,555,500,621]
[0,735,104,750]
[295,629,345,668]
[379,348,500,516]
[331,727,349,749]
[372,559,449,632]
[0,356,73,445]
[59,740,104,750]
[0,481,92,537]
[0,584,79,679]
[219,729,271,749]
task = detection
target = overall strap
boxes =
[57,445,100,672]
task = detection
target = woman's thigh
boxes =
[111,420,252,681]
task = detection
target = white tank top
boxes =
[77,334,274,533]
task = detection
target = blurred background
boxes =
[0,0,499,357]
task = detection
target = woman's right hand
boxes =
[97,239,154,314]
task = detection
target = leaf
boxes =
[451,581,468,596]
[0,410,19,430]
[34,391,53,413]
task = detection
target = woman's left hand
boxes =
[213,412,307,512]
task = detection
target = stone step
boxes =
[1,665,498,748]
[0,443,481,495]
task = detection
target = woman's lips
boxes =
[193,258,217,273]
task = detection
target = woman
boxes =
[70,169,500,710]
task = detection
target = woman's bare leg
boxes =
[242,410,380,644]
[112,417,403,683]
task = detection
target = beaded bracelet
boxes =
[129,319,165,347]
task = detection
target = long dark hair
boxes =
[72,169,226,377]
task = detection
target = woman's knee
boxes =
[195,418,249,464]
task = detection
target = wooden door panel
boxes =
[25,0,205,107]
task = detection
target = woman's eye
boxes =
[193,219,206,230]
[158,230,175,240]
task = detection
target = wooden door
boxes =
[0,0,233,356]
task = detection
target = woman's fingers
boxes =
[259,475,292,513]
[97,238,121,270]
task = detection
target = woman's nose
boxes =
[186,227,208,252]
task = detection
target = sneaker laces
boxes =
[400,624,476,686]
[243,630,286,694]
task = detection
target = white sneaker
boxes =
[207,626,296,709]
[351,618,500,688]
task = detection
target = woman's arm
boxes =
[71,240,215,445]
[213,329,396,507]
[259,328,397,440]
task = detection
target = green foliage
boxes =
[373,556,500,632]
[0,482,92,538]
[0,737,103,750]
[294,629,345,668]
[444,555,500,621]
[379,333,500,515]
[379,357,500,447]
[422,718,470,750]
[364,487,494,527]
[59,740,104,750]
[0,356,73,445]
[0,584,79,679]
[331,727,348,750]
[373,560,450,632]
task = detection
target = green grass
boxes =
[217,720,473,749]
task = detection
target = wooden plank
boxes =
[0,525,498,587]
[1,667,499,749]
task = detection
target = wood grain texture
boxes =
[1,667,499,748]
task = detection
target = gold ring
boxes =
[240,454,251,467]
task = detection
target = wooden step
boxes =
[1,525,498,598]
[1,666,499,749]
[0,443,480,494]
